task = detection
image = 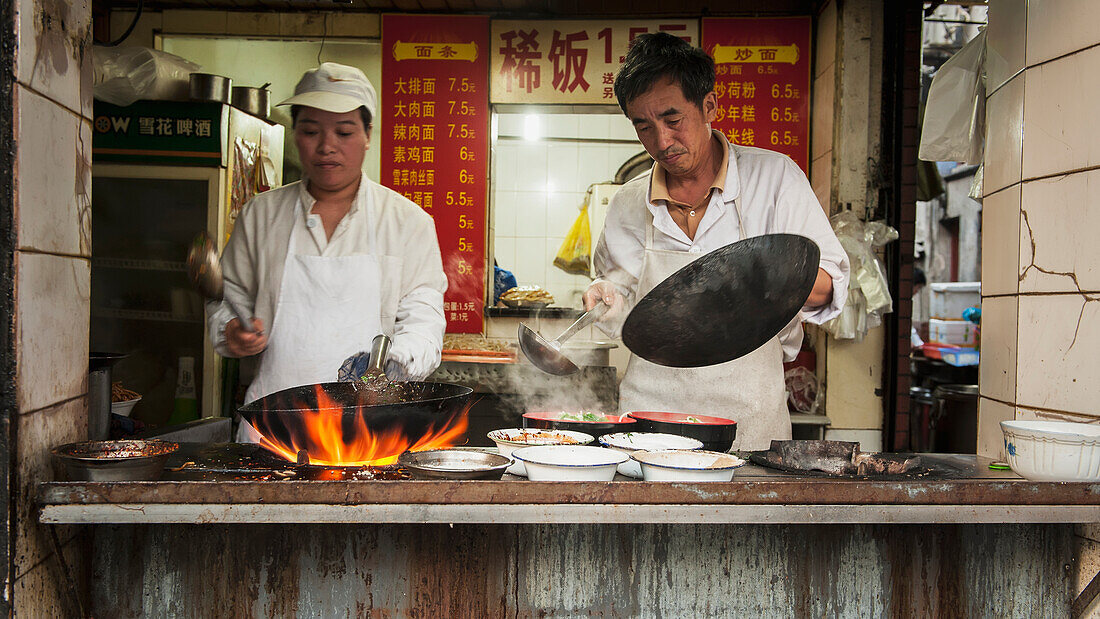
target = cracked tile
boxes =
[1016,295,1100,416]
[1022,45,1100,180]
[981,183,1020,296]
[1019,171,1100,294]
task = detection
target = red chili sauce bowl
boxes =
[626,411,737,453]
[522,411,637,436]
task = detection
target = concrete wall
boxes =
[10,0,93,613]
[816,0,886,450]
[981,0,1100,614]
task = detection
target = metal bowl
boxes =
[51,440,179,481]
[398,449,513,480]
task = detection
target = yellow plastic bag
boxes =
[553,201,592,276]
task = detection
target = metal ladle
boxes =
[518,302,609,375]
[186,232,255,333]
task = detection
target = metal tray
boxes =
[397,449,512,480]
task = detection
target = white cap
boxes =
[277,62,377,120]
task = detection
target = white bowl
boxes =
[598,432,704,478]
[511,445,627,481]
[111,397,141,418]
[487,429,594,476]
[1000,420,1100,481]
[631,449,746,482]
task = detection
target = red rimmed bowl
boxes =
[522,411,637,436]
[626,411,737,453]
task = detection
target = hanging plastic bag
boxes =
[93,47,200,106]
[918,29,986,164]
[823,211,898,341]
[553,196,592,276]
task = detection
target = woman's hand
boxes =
[226,317,268,357]
[583,281,625,319]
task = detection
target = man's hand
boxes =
[583,281,626,320]
[805,268,834,308]
[226,317,268,357]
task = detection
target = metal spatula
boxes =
[518,302,609,375]
[186,232,255,333]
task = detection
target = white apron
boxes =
[617,196,791,451]
[236,198,386,443]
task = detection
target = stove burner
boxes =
[161,443,411,481]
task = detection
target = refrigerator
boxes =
[91,100,284,426]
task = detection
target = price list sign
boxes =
[382,15,490,333]
[702,17,811,173]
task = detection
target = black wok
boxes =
[238,381,474,452]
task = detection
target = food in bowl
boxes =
[598,432,704,478]
[523,411,637,435]
[487,429,595,476]
[511,445,627,481]
[627,411,737,452]
[1000,420,1100,481]
[631,449,746,482]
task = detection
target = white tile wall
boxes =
[493,112,638,308]
[983,74,1024,194]
[978,296,1017,403]
[976,397,1014,460]
[1021,45,1100,180]
[1025,0,1100,67]
[16,0,93,118]
[985,0,1027,93]
[16,86,91,257]
[980,183,1020,297]
[1015,294,1100,416]
[1018,170,1100,294]
[16,254,90,413]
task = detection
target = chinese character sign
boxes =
[491,20,698,104]
[382,14,490,334]
[702,17,811,173]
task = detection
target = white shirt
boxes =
[207,173,447,380]
[593,136,850,357]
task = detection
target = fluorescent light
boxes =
[524,114,541,142]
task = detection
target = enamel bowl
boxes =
[631,449,747,482]
[487,429,594,477]
[627,411,737,452]
[510,445,627,481]
[598,432,704,478]
[1000,420,1100,481]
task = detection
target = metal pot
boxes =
[231,85,271,119]
[189,73,232,103]
[52,440,179,481]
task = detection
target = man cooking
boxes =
[206,62,447,442]
[584,33,850,451]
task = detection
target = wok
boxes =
[238,381,473,451]
[621,234,820,367]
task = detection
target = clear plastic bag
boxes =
[93,47,200,106]
[823,211,898,340]
[918,29,986,164]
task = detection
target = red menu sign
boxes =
[702,17,811,173]
[382,14,489,334]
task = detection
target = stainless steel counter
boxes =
[37,452,1100,525]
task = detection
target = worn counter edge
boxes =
[36,479,1100,508]
[37,502,1100,524]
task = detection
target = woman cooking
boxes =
[206,63,447,442]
